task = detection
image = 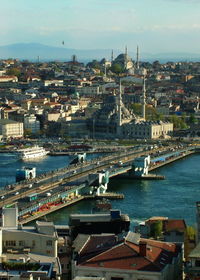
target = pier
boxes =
[0,144,197,224]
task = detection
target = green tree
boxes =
[189,113,197,124]
[186,226,196,241]
[132,103,142,115]
[87,60,101,70]
[170,115,187,129]
[24,129,32,137]
[6,67,21,78]
[150,221,162,238]
[110,63,123,74]
[181,112,187,123]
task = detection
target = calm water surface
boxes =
[0,153,200,228]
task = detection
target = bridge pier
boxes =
[70,153,86,164]
[86,171,110,195]
[131,155,151,177]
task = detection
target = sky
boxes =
[1,0,200,53]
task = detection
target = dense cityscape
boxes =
[2,0,200,279]
[0,48,199,280]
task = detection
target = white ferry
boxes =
[17,146,49,160]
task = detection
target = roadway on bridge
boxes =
[0,144,191,210]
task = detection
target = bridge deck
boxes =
[0,145,196,224]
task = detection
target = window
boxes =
[19,240,25,246]
[111,278,124,280]
[5,240,16,247]
[195,260,200,267]
[46,240,53,246]
[32,240,35,247]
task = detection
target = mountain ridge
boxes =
[0,43,200,62]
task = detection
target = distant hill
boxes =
[0,43,200,62]
[0,43,119,62]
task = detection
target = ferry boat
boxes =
[17,146,49,160]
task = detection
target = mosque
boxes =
[88,77,173,139]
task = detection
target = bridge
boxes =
[0,144,196,224]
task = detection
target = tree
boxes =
[6,68,21,78]
[87,60,101,70]
[110,63,123,74]
[189,113,197,125]
[170,115,187,129]
[150,221,162,238]
[186,226,196,241]
[131,103,142,115]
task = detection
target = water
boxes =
[0,153,100,188]
[0,153,199,228]
[46,154,200,228]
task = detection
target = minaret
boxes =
[142,75,146,120]
[117,80,122,135]
[136,45,139,70]
[111,50,114,63]
[118,79,122,126]
[125,46,128,69]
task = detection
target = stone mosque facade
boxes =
[88,86,173,140]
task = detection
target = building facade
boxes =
[0,119,23,139]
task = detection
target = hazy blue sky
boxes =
[1,0,200,53]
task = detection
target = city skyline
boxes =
[1,0,200,53]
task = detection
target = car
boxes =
[1,196,5,199]
[15,192,19,195]
[73,170,77,174]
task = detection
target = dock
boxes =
[149,150,195,171]
[84,192,124,200]
[115,173,165,180]
[20,192,124,224]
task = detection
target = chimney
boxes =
[139,241,147,257]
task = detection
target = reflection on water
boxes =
[43,154,200,228]
[1,152,200,228]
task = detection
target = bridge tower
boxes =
[86,171,109,195]
[131,155,151,177]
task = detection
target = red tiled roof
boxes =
[79,238,179,272]
[164,219,186,232]
[80,235,117,256]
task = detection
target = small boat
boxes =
[92,198,112,213]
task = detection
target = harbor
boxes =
[0,144,199,226]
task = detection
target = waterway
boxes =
[0,153,99,188]
[0,152,200,228]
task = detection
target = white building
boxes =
[0,207,61,279]
[24,114,40,134]
[0,119,23,139]
[122,120,173,139]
